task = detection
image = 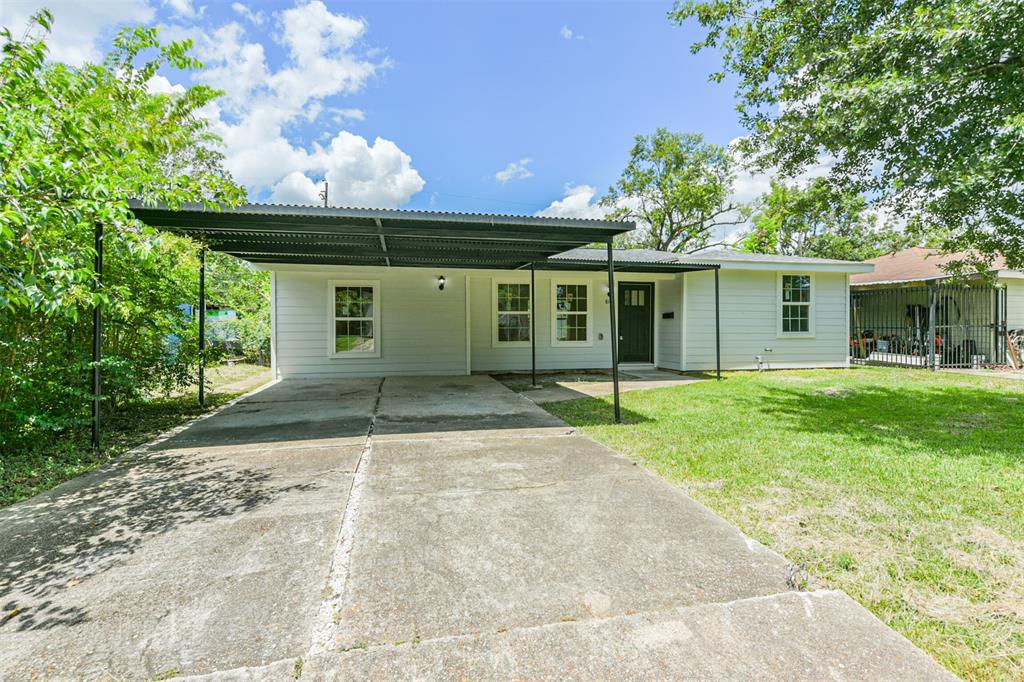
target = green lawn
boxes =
[1,365,271,507]
[545,367,1024,681]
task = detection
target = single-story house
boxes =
[129,203,874,383]
[267,247,875,377]
[849,247,1024,368]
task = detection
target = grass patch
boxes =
[1,390,240,508]
[545,367,1024,681]
[205,362,271,391]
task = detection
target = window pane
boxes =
[557,313,587,342]
[782,275,810,303]
[498,312,530,342]
[336,319,374,352]
[336,286,374,318]
[556,284,587,312]
[498,283,530,312]
[782,304,809,333]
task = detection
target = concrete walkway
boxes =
[518,368,704,404]
[0,377,954,681]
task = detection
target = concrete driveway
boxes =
[0,376,953,681]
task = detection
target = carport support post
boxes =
[91,221,104,450]
[714,267,721,381]
[607,240,621,423]
[530,262,538,387]
[198,248,206,406]
[928,282,937,370]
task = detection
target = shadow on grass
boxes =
[753,382,1024,461]
[543,397,654,427]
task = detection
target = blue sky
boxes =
[2,1,766,219]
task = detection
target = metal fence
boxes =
[850,283,1008,369]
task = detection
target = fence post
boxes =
[928,283,937,370]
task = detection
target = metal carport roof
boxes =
[90,202,719,445]
[129,202,643,271]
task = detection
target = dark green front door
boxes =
[618,282,653,363]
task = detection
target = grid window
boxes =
[554,283,588,342]
[334,285,376,352]
[496,283,530,343]
[780,275,812,334]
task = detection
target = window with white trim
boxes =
[552,282,591,345]
[495,282,531,344]
[779,274,813,335]
[330,280,380,357]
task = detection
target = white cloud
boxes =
[331,108,366,123]
[0,0,154,66]
[146,74,187,95]
[495,158,534,184]
[171,2,423,207]
[536,184,607,219]
[271,133,424,208]
[560,25,582,40]
[165,0,196,19]
[231,2,265,25]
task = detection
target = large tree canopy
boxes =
[739,179,913,261]
[0,12,244,444]
[601,129,742,252]
[671,0,1024,270]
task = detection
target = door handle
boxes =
[619,336,624,340]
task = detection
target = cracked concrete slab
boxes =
[373,375,568,439]
[0,387,367,680]
[331,434,793,649]
[307,591,956,681]
[0,375,955,681]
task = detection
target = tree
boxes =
[739,179,913,261]
[0,11,244,444]
[205,252,271,365]
[600,129,742,252]
[671,0,1024,271]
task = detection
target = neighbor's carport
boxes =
[86,203,721,445]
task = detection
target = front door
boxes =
[618,282,653,363]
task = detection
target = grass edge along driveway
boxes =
[546,367,1024,682]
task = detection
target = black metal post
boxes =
[198,248,206,406]
[928,283,937,370]
[530,262,537,387]
[91,222,104,450]
[607,241,621,423]
[714,267,722,381]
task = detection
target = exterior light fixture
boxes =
[438,275,446,291]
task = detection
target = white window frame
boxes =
[550,278,594,347]
[777,272,815,338]
[492,278,531,348]
[328,279,381,358]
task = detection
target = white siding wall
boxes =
[1004,278,1024,329]
[468,273,677,372]
[272,264,855,377]
[683,269,850,370]
[656,277,682,370]
[274,267,468,378]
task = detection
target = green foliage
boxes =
[205,252,270,364]
[671,0,1024,270]
[739,179,913,260]
[601,129,741,252]
[0,11,245,448]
